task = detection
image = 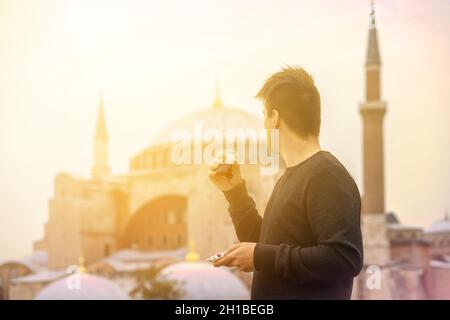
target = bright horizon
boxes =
[1,0,449,261]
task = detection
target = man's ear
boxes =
[271,109,280,129]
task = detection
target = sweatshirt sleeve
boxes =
[253,167,363,284]
[222,180,262,243]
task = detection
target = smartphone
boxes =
[215,150,236,178]
[207,251,227,263]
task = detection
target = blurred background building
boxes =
[0,84,267,300]
[0,2,449,300]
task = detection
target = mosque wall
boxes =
[430,266,450,299]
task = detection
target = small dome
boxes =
[152,106,262,145]
[1,251,48,272]
[161,262,249,300]
[427,216,450,234]
[35,274,130,300]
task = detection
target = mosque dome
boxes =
[35,274,130,300]
[129,88,264,171]
[160,261,250,300]
[426,214,450,234]
[151,89,262,145]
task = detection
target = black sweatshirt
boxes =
[223,151,363,300]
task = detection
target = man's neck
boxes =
[280,133,322,168]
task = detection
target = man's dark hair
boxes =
[256,66,321,137]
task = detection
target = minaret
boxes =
[212,80,223,109]
[353,3,392,300]
[361,1,386,215]
[91,94,111,180]
[359,0,391,268]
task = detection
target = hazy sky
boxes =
[0,0,449,261]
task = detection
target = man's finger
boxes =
[213,245,241,267]
[213,253,235,267]
[208,168,225,178]
[224,243,241,256]
[209,163,220,170]
[207,170,217,178]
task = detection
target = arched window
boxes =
[167,210,176,225]
[10,267,17,278]
[162,148,169,167]
[145,154,152,169]
[151,150,158,168]
[179,209,186,224]
[104,244,110,257]
[121,195,187,250]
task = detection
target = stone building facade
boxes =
[30,87,275,271]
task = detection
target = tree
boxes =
[133,264,184,300]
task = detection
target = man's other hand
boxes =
[213,242,257,272]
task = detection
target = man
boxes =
[208,66,363,299]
